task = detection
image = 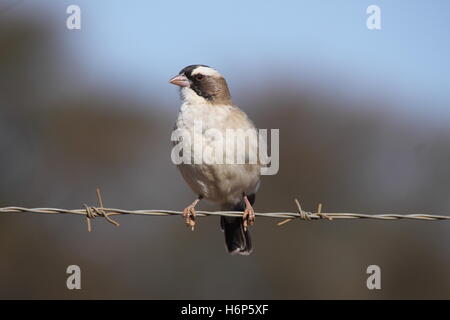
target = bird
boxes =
[169,65,262,255]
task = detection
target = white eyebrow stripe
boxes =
[191,66,222,77]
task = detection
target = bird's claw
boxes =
[243,207,255,231]
[183,205,196,231]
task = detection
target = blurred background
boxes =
[1,0,450,299]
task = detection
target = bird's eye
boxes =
[196,74,204,80]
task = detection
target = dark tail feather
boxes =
[220,216,252,255]
[220,194,255,255]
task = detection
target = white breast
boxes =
[174,102,261,206]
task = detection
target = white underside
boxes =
[175,100,261,206]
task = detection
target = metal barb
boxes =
[82,188,120,232]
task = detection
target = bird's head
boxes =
[169,65,232,105]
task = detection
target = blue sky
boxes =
[10,0,450,118]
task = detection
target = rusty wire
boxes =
[0,189,449,231]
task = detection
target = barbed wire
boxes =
[1,189,449,231]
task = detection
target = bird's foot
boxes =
[183,205,196,230]
[182,197,201,231]
[242,196,255,231]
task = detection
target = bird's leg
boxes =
[182,196,202,231]
[242,195,255,231]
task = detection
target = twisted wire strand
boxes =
[1,206,449,220]
[1,190,449,231]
